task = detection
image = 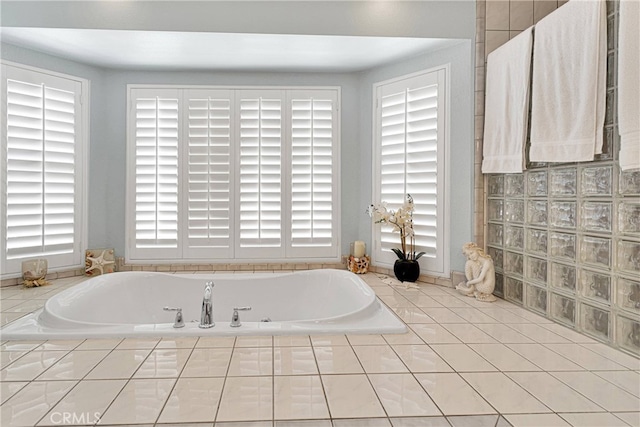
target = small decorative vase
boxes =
[393,259,420,282]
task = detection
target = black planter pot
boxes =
[393,260,420,282]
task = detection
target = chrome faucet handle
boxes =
[163,306,185,328]
[230,306,252,327]
[199,282,215,329]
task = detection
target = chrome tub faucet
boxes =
[199,281,215,328]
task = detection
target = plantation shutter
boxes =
[288,90,338,257]
[2,64,84,275]
[236,90,284,258]
[375,69,446,274]
[130,88,180,258]
[183,90,233,258]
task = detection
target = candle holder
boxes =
[348,255,370,274]
[21,259,50,288]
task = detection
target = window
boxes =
[372,67,448,276]
[127,86,340,262]
[1,63,87,277]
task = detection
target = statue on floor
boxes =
[455,242,497,302]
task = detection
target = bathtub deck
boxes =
[1,272,639,427]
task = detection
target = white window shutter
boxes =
[129,88,180,259]
[183,90,233,258]
[236,90,284,258]
[2,64,84,276]
[288,90,338,257]
[374,69,446,275]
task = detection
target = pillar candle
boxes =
[353,241,366,258]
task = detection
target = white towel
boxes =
[482,28,533,173]
[618,0,640,171]
[530,0,607,162]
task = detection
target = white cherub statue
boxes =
[455,242,497,302]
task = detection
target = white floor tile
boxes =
[449,308,500,323]
[594,370,640,397]
[157,377,224,423]
[414,373,495,416]
[36,350,110,380]
[235,336,273,348]
[447,415,500,427]
[227,347,273,376]
[85,349,152,379]
[181,347,232,377]
[115,338,160,350]
[477,309,529,324]
[506,324,569,343]
[273,375,329,420]
[334,419,391,427]
[368,373,441,416]
[321,374,386,418]
[1,381,76,426]
[75,338,123,350]
[0,350,69,381]
[99,378,176,424]
[383,329,425,345]
[310,335,350,346]
[391,344,453,373]
[614,412,640,427]
[505,413,570,427]
[410,324,462,344]
[347,334,387,345]
[539,323,598,343]
[544,343,628,370]
[506,372,604,412]
[430,344,497,372]
[551,371,640,412]
[274,346,318,375]
[559,412,629,427]
[391,307,436,324]
[195,336,236,348]
[132,348,192,378]
[410,295,445,308]
[430,295,472,308]
[419,308,467,323]
[156,337,199,349]
[506,343,583,371]
[38,379,126,426]
[314,345,363,374]
[475,324,534,344]
[216,376,273,422]
[0,380,28,404]
[442,324,499,343]
[461,372,550,414]
[0,350,28,369]
[468,343,541,372]
[353,345,409,373]
[580,343,640,370]
[273,335,311,347]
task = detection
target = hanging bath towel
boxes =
[618,0,640,170]
[482,27,533,173]
[529,0,607,162]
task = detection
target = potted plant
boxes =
[368,194,425,282]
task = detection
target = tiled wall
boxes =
[476,0,640,357]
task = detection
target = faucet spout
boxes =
[199,281,215,328]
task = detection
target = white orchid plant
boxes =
[368,194,425,261]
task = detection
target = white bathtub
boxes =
[1,269,406,339]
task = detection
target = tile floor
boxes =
[0,273,639,427]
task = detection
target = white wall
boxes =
[2,0,476,273]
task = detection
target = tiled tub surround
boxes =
[478,0,640,356]
[1,273,639,427]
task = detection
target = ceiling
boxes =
[0,28,461,72]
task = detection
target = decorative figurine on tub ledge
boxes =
[455,242,497,302]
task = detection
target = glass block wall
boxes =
[484,1,640,357]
